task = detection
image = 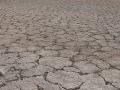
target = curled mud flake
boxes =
[0,68,6,77]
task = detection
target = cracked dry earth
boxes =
[0,0,120,90]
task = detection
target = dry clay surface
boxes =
[0,0,120,90]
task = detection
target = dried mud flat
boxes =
[0,0,120,90]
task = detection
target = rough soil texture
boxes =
[0,0,120,90]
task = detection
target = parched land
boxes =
[0,0,120,90]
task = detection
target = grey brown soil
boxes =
[0,0,120,90]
